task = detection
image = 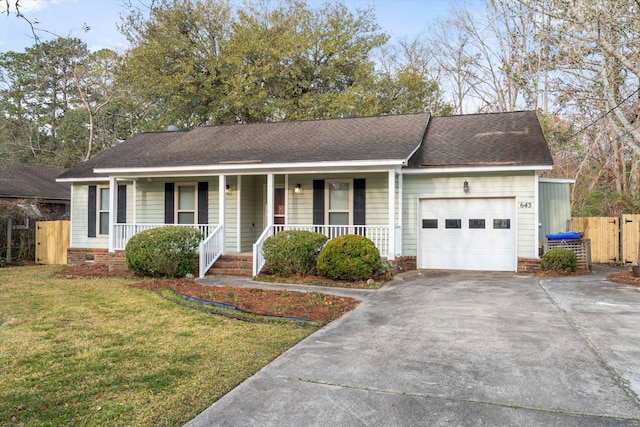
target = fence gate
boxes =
[621,214,640,265]
[570,217,619,263]
[35,220,70,265]
[571,215,640,265]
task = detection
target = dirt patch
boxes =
[55,264,360,323]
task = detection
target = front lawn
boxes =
[0,266,316,426]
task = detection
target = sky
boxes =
[0,0,470,54]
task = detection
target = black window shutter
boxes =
[117,185,127,224]
[198,182,208,224]
[164,183,175,224]
[88,185,97,237]
[354,179,366,225]
[313,180,325,225]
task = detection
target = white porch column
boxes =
[388,170,396,260]
[219,175,226,253]
[108,176,117,252]
[266,174,274,226]
[132,179,137,225]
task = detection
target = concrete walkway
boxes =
[187,267,640,426]
[195,276,376,300]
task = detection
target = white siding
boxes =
[402,171,538,259]
[287,172,390,225]
[70,184,108,249]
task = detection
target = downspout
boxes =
[397,167,403,257]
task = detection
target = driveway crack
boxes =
[279,375,640,422]
[538,278,640,406]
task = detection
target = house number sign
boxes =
[519,202,532,208]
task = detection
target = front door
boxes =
[264,185,286,227]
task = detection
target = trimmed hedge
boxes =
[262,230,328,277]
[317,234,382,281]
[540,248,577,273]
[125,226,203,277]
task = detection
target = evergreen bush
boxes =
[125,226,203,277]
[317,234,382,281]
[262,230,328,277]
[540,248,577,273]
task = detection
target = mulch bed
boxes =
[54,264,360,323]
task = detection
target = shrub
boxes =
[540,248,577,273]
[317,234,382,281]
[262,230,328,277]
[126,226,203,277]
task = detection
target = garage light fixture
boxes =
[463,180,469,193]
[294,183,302,194]
[226,184,232,195]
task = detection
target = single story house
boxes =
[56,110,556,277]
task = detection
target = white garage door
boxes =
[419,198,516,271]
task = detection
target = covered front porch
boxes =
[104,169,403,278]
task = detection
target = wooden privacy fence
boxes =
[570,215,640,264]
[35,220,70,265]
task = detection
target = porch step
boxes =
[206,254,253,278]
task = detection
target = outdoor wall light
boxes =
[463,180,469,193]
[294,183,302,194]
[225,184,232,195]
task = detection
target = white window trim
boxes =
[325,179,353,226]
[97,185,110,236]
[175,182,198,225]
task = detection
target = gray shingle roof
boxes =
[0,163,70,200]
[58,111,552,180]
[58,113,431,179]
[408,110,553,168]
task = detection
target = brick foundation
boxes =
[382,256,417,273]
[67,248,110,266]
[67,248,127,272]
[108,251,127,272]
[518,257,541,273]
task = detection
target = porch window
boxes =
[164,182,208,225]
[313,179,365,226]
[326,180,352,225]
[98,186,110,235]
[176,183,197,224]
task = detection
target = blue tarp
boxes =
[546,231,582,241]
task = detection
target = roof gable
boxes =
[407,110,553,168]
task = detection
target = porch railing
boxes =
[252,225,276,278]
[199,225,224,278]
[113,223,217,251]
[252,224,390,277]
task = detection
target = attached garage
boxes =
[418,197,516,271]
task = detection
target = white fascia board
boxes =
[538,177,576,184]
[56,177,110,183]
[93,159,404,177]
[402,142,424,166]
[402,164,553,174]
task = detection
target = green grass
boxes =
[0,266,316,426]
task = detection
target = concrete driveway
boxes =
[186,267,640,426]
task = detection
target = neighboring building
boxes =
[0,162,71,260]
[57,110,556,276]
